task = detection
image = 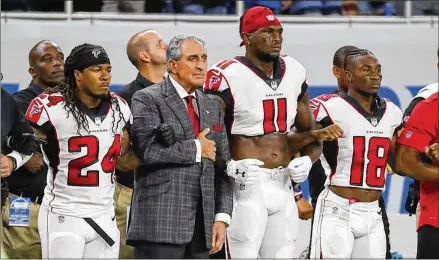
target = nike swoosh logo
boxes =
[111,216,116,221]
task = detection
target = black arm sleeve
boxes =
[203,88,234,133]
[297,81,308,101]
[403,97,424,121]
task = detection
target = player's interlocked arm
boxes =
[394,95,439,181]
[425,143,439,161]
[287,95,344,155]
[288,92,322,163]
[116,128,143,172]
[130,90,199,165]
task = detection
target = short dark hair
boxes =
[333,45,359,67]
[343,49,374,70]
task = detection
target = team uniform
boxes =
[397,92,439,259]
[309,93,402,258]
[204,55,307,258]
[25,92,131,258]
[402,82,438,222]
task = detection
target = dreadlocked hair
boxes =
[47,43,127,135]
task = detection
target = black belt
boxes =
[10,192,43,205]
[83,218,115,246]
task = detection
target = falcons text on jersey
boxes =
[25,92,132,218]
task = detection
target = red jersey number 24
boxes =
[67,135,121,186]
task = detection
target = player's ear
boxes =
[139,52,150,64]
[242,33,251,46]
[345,69,352,83]
[167,59,178,74]
[28,67,37,78]
[74,70,82,82]
[332,66,340,79]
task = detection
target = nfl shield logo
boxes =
[270,81,278,90]
[370,117,378,126]
[94,117,102,125]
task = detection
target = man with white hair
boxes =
[128,34,233,259]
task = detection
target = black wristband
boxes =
[294,193,303,202]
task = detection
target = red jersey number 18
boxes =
[350,136,391,188]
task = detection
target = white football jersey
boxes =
[203,55,307,136]
[310,93,402,191]
[26,92,132,218]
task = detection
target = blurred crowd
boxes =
[1,0,438,16]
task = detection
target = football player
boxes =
[203,6,333,258]
[307,45,393,259]
[26,44,141,258]
[309,49,403,258]
[402,48,438,224]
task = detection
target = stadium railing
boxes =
[0,0,438,26]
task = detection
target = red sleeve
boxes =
[25,97,49,128]
[397,99,437,152]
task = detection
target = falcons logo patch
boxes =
[92,49,102,58]
[209,76,219,89]
[203,69,223,92]
[28,104,41,118]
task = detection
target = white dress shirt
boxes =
[169,75,231,226]
[169,75,202,163]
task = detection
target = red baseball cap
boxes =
[239,6,282,47]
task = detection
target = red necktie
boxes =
[185,96,200,135]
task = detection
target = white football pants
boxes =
[310,188,386,258]
[38,205,120,258]
[226,167,299,258]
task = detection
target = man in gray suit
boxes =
[128,34,233,259]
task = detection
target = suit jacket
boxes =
[7,82,48,197]
[115,73,155,189]
[127,77,233,248]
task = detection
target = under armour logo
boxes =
[92,49,102,58]
[235,169,245,178]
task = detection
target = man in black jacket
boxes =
[2,40,64,259]
[0,86,36,178]
[115,29,167,259]
[1,84,45,260]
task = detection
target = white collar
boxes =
[169,75,196,100]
